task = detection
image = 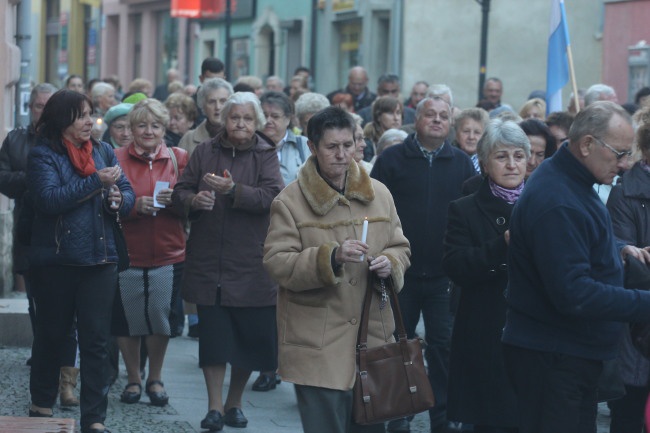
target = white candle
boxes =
[360,217,368,261]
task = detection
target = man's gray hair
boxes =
[477,119,531,166]
[266,75,284,87]
[221,91,266,130]
[584,84,617,107]
[415,96,451,119]
[91,82,115,106]
[568,100,631,145]
[29,83,57,107]
[295,92,330,120]
[427,84,454,107]
[198,78,234,111]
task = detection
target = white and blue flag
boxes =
[546,0,571,114]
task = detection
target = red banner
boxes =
[171,0,237,18]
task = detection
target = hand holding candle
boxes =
[360,217,369,261]
[203,170,234,195]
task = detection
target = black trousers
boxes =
[503,344,602,433]
[609,383,650,433]
[25,270,78,366]
[294,384,385,433]
[30,264,117,430]
[398,275,451,430]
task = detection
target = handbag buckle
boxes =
[409,386,417,394]
[363,395,370,403]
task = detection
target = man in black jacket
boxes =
[371,96,476,433]
[0,82,56,293]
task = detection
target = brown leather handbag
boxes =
[353,276,435,425]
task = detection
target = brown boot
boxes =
[59,367,79,406]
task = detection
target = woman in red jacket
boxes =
[113,98,189,407]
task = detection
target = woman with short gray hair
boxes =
[476,119,530,167]
[171,90,284,431]
[376,128,408,157]
[91,82,117,116]
[179,78,233,156]
[294,92,330,135]
[443,118,529,432]
[220,91,266,130]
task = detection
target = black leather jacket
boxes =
[0,124,37,203]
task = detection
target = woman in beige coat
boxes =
[264,107,411,433]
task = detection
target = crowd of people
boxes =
[2,57,650,433]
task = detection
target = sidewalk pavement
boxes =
[0,336,430,433]
[0,333,613,433]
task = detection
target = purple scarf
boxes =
[489,178,524,204]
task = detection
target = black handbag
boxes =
[353,276,435,424]
[112,213,130,272]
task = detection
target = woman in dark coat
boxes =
[443,119,530,433]
[171,92,284,431]
[606,120,650,433]
[27,89,135,433]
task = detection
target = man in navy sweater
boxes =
[371,96,475,433]
[502,101,650,433]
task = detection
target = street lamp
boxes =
[475,0,491,103]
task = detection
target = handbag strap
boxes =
[357,275,408,350]
[168,146,179,178]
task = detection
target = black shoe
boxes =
[188,324,199,338]
[146,380,169,406]
[431,423,451,433]
[28,408,53,418]
[81,427,111,433]
[224,407,248,428]
[120,382,142,404]
[251,373,276,391]
[200,410,224,431]
[387,417,410,433]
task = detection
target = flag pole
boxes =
[566,43,580,113]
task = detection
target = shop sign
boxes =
[171,0,238,18]
[333,0,355,12]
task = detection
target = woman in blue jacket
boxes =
[26,89,135,433]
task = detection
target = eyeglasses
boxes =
[593,137,632,160]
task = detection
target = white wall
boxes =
[403,0,603,110]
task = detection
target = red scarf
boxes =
[63,138,96,177]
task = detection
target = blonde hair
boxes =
[129,98,170,128]
[127,78,153,96]
[164,93,198,123]
[519,98,546,120]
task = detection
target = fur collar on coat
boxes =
[298,156,374,216]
